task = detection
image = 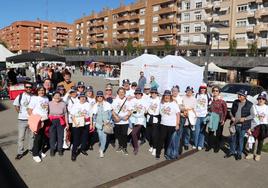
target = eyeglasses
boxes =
[25,86,32,89]
[212,90,219,92]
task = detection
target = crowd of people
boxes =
[12,70,268,163]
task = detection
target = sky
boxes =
[0,0,136,28]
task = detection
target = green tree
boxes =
[96,43,102,55]
[229,38,237,56]
[164,39,172,55]
[125,38,135,56]
[248,41,258,57]
[135,44,143,55]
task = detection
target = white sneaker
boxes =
[149,147,153,152]
[152,149,156,156]
[192,146,197,149]
[41,153,46,159]
[198,147,202,151]
[33,156,42,163]
[99,150,104,158]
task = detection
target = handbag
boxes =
[28,114,42,133]
[103,121,114,134]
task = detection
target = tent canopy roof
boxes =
[208,62,228,73]
[6,52,66,63]
[122,54,160,65]
[0,44,14,62]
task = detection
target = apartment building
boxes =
[0,21,74,52]
[204,0,268,54]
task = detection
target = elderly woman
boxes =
[70,92,92,161]
[27,86,49,163]
[156,90,180,159]
[48,91,68,157]
[91,91,112,158]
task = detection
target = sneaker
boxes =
[58,150,64,156]
[50,150,55,157]
[192,146,197,149]
[255,155,261,161]
[33,156,42,163]
[41,153,47,159]
[122,148,128,155]
[71,154,77,161]
[152,149,156,156]
[149,147,153,152]
[155,155,160,160]
[245,154,254,160]
[15,154,24,160]
[198,147,202,151]
[184,145,189,151]
[99,150,104,158]
[116,147,122,152]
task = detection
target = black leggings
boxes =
[146,123,159,148]
[207,124,223,150]
[114,124,128,149]
[156,125,175,157]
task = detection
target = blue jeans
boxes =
[230,126,246,155]
[183,126,194,146]
[194,117,206,148]
[97,129,107,152]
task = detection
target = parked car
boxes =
[220,83,264,110]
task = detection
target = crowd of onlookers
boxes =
[11,68,268,164]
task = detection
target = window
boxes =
[236,19,247,27]
[184,13,190,21]
[219,34,229,41]
[104,17,108,22]
[152,37,158,43]
[195,11,202,20]
[196,2,202,8]
[194,25,201,32]
[152,27,158,33]
[184,26,190,33]
[140,28,145,35]
[140,19,145,25]
[238,4,247,12]
[153,6,159,12]
[113,23,117,29]
[140,8,145,15]
[112,32,117,37]
[235,33,246,40]
[139,38,144,44]
[185,2,190,10]
[153,16,159,23]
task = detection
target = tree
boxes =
[248,41,258,57]
[125,38,135,56]
[164,39,172,55]
[229,38,237,56]
[136,44,143,55]
[96,43,102,55]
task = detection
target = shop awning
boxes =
[247,66,268,74]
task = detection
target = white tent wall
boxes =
[144,55,204,94]
[0,44,14,62]
[119,54,161,85]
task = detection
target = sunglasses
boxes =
[97,96,103,98]
[25,86,32,89]
[78,86,85,88]
[257,98,265,100]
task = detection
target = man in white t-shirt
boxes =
[13,82,34,160]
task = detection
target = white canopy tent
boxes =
[0,44,14,62]
[207,62,228,73]
[120,54,161,85]
[143,55,204,94]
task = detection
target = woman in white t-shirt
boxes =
[112,87,131,155]
[146,87,161,156]
[130,88,148,155]
[156,90,180,159]
[194,84,210,150]
[247,92,268,161]
[70,92,92,161]
[27,86,49,163]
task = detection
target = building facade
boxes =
[0,21,74,53]
[74,0,268,55]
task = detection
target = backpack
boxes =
[18,93,23,106]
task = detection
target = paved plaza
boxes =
[0,73,268,188]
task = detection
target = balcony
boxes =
[129,23,139,29]
[129,33,139,38]
[247,10,255,18]
[158,18,176,25]
[95,29,104,34]
[95,21,104,27]
[158,6,177,15]
[96,37,104,42]
[213,1,221,9]
[203,2,213,11]
[117,15,130,22]
[246,26,254,33]
[129,14,139,20]
[258,39,268,48]
[117,33,129,39]
[255,8,268,18]
[158,29,176,36]
[88,30,97,34]
[254,23,268,33]
[117,24,129,31]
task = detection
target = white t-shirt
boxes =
[87,97,96,107]
[254,104,268,125]
[67,97,79,123]
[195,93,209,117]
[142,94,150,101]
[70,102,92,125]
[160,101,180,127]
[28,96,49,117]
[130,98,148,126]
[126,89,134,97]
[174,95,183,106]
[182,95,197,109]
[13,92,32,120]
[112,96,131,125]
[147,97,160,124]
[92,101,112,114]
